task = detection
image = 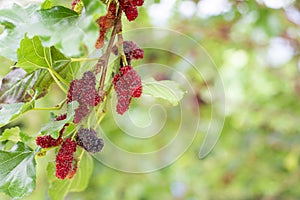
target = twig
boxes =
[97,7,123,100]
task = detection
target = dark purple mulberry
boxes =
[75,128,104,153]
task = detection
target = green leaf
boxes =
[0,66,70,104]
[0,68,46,103]
[0,4,37,60]
[82,0,106,19]
[0,142,37,199]
[40,101,79,139]
[16,35,52,73]
[0,127,20,142]
[64,123,77,136]
[19,131,33,145]
[142,78,186,106]
[41,0,53,9]
[0,103,23,126]
[47,151,94,200]
[0,126,33,145]
[0,36,74,104]
[0,2,106,61]
[0,102,34,127]
[64,61,80,83]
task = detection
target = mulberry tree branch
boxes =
[97,7,123,100]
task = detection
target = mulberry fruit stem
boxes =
[94,80,114,129]
[70,57,99,62]
[94,109,106,130]
[71,128,79,141]
[93,96,107,129]
[33,99,66,111]
[117,32,128,67]
[77,148,85,168]
[34,146,42,158]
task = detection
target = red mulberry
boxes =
[67,71,101,123]
[112,41,144,65]
[55,138,77,179]
[67,71,99,106]
[123,5,138,21]
[131,0,144,6]
[73,104,89,124]
[67,161,78,179]
[55,113,67,121]
[36,135,63,148]
[113,66,142,114]
[119,0,143,21]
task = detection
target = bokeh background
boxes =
[1,0,300,199]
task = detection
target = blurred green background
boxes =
[1,0,300,199]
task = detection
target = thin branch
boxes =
[97,7,123,100]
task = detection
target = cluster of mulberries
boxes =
[55,138,77,179]
[113,66,142,114]
[112,41,144,65]
[36,114,105,180]
[75,128,104,153]
[119,0,144,21]
[37,0,145,181]
[67,71,101,123]
[95,2,117,49]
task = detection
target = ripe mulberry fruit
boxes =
[75,128,104,153]
[123,5,138,21]
[67,71,101,123]
[112,41,144,65]
[55,113,67,121]
[113,66,142,114]
[119,0,144,21]
[36,135,63,148]
[131,0,144,6]
[55,138,77,179]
